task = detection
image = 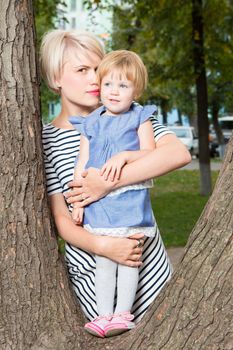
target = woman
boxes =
[41,29,191,324]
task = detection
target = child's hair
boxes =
[40,29,105,93]
[97,50,148,99]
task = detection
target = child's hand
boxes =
[100,152,127,181]
[72,205,84,225]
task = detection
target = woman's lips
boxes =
[87,90,100,96]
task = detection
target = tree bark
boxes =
[192,0,212,195]
[0,1,232,349]
[0,1,84,348]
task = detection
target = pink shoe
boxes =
[104,312,135,338]
[84,315,112,338]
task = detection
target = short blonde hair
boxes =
[97,50,148,98]
[40,29,105,93]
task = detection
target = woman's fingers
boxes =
[129,233,145,240]
[126,259,143,268]
[76,197,92,208]
[132,247,143,255]
[66,194,84,204]
[65,187,82,200]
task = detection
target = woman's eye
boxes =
[78,68,87,73]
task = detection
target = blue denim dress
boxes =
[69,103,156,237]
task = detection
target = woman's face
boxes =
[57,49,102,115]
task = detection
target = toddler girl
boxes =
[69,50,157,337]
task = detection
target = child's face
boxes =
[100,71,135,116]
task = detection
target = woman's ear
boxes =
[54,76,61,89]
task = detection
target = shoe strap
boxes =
[94,315,112,322]
[113,312,134,321]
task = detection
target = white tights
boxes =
[95,255,139,316]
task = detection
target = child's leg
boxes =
[114,265,139,314]
[95,255,117,316]
[104,265,138,337]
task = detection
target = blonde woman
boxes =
[41,30,191,338]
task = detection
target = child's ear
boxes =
[133,89,140,100]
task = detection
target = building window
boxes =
[58,17,66,29]
[49,103,55,116]
[71,17,76,28]
[70,0,76,11]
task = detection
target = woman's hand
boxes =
[96,233,145,267]
[65,167,116,207]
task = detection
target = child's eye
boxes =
[120,84,128,88]
[104,82,110,87]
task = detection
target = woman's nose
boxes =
[89,69,98,85]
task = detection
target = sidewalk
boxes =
[181,159,222,171]
[167,247,184,270]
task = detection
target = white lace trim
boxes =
[84,224,156,238]
[107,179,153,197]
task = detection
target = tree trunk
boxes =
[162,109,168,125]
[1,1,232,349]
[192,0,212,195]
[0,1,84,348]
[211,99,226,158]
[177,109,183,125]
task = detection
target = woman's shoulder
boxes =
[42,122,79,148]
[42,123,57,140]
[42,122,76,136]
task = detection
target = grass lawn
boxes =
[150,169,219,248]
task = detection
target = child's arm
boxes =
[101,120,155,181]
[72,136,89,224]
[124,119,156,162]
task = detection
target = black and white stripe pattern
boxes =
[42,116,173,323]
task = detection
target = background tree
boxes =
[33,0,66,121]
[192,0,211,195]
[0,0,232,349]
[91,0,233,195]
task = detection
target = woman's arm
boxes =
[50,193,144,267]
[72,136,89,223]
[65,134,191,206]
[73,136,89,180]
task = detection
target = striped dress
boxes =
[42,117,173,323]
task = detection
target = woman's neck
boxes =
[51,104,97,129]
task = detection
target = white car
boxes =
[218,116,233,141]
[169,126,199,157]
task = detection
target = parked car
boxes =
[218,116,233,141]
[209,116,233,157]
[168,126,199,157]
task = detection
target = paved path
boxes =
[180,159,222,171]
[167,247,184,270]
